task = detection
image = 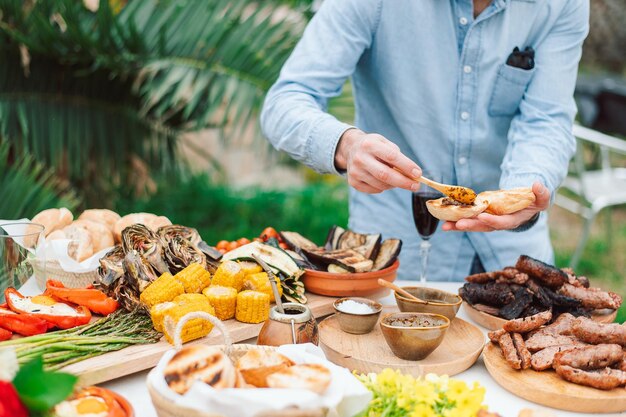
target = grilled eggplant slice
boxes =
[336,231,382,260]
[304,247,373,273]
[280,231,319,251]
[372,239,402,271]
[324,225,346,250]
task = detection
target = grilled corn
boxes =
[162,301,216,344]
[140,272,185,308]
[202,285,237,320]
[212,261,245,291]
[150,301,177,332]
[175,263,212,293]
[236,290,270,324]
[238,261,263,276]
[242,272,283,302]
[173,293,209,305]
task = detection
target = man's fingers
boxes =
[474,213,517,229]
[532,182,550,210]
[349,178,385,194]
[365,157,419,191]
[450,218,497,232]
[352,172,393,192]
[370,138,422,179]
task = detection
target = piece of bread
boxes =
[426,197,489,222]
[46,230,67,241]
[235,349,295,388]
[266,364,331,394]
[164,345,237,394]
[113,213,172,243]
[78,209,121,232]
[72,220,114,253]
[29,208,73,243]
[62,223,94,262]
[477,187,535,215]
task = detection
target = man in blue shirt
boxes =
[261,0,589,281]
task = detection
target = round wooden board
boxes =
[483,342,626,413]
[462,302,618,331]
[319,307,485,377]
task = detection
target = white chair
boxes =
[555,124,626,268]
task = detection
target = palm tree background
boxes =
[0,0,315,213]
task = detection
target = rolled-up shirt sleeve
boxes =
[500,0,589,194]
[260,0,381,175]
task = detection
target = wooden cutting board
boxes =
[463,302,618,331]
[64,292,337,386]
[483,342,626,413]
[319,306,485,377]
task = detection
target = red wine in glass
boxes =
[412,192,441,240]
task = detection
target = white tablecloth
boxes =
[18,278,618,417]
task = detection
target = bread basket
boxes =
[31,258,99,291]
[147,312,328,417]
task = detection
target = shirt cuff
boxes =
[305,117,355,176]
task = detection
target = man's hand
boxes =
[441,182,550,232]
[335,128,422,193]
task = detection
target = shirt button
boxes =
[463,65,472,74]
[460,111,470,120]
[458,157,468,165]
[459,17,468,25]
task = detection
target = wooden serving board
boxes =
[319,306,485,377]
[483,342,626,413]
[64,293,337,386]
[463,302,618,331]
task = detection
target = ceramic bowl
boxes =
[333,297,383,334]
[380,312,450,360]
[394,287,462,321]
[302,260,399,297]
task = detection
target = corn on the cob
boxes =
[140,272,185,308]
[238,261,263,276]
[203,285,237,320]
[162,302,216,345]
[242,272,283,303]
[236,290,270,324]
[150,301,177,332]
[174,263,212,293]
[212,261,245,291]
[173,293,209,305]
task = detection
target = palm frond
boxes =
[0,142,79,219]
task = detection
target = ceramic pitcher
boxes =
[257,302,319,346]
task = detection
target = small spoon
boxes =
[252,254,284,314]
[377,279,428,304]
[394,168,477,205]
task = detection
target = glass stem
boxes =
[419,240,431,284]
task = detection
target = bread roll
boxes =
[426,198,488,222]
[72,220,114,252]
[164,345,237,394]
[78,209,121,232]
[62,223,94,262]
[235,349,294,388]
[113,213,172,243]
[266,364,331,394]
[46,230,67,241]
[31,208,73,237]
[477,187,535,215]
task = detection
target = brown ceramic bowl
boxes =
[394,287,462,321]
[333,297,383,334]
[380,312,450,361]
[302,260,399,297]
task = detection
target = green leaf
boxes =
[12,356,78,412]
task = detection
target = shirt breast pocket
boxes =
[488,64,536,117]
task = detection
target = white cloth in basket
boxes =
[149,343,371,417]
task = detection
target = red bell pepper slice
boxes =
[5,288,91,330]
[45,280,119,316]
[0,307,48,336]
[0,327,12,341]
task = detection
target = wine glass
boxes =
[411,177,442,284]
[0,223,45,301]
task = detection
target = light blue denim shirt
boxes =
[261,0,589,281]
